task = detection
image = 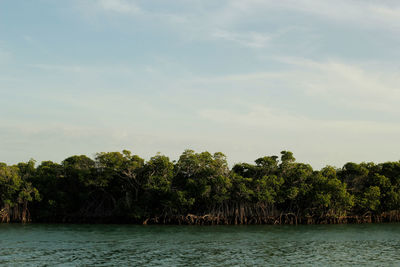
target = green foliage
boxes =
[173,150,231,212]
[0,164,21,206]
[3,150,400,223]
[0,162,40,222]
[359,186,381,212]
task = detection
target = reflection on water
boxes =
[1,224,400,266]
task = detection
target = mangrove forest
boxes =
[1,150,400,225]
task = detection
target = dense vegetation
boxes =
[1,150,400,224]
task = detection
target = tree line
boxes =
[1,150,400,224]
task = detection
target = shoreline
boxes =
[4,211,400,225]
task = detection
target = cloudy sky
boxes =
[1,0,400,168]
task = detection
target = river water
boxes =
[1,223,400,266]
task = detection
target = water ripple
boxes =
[1,224,400,266]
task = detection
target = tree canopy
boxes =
[1,150,400,224]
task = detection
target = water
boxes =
[1,224,400,266]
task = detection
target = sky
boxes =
[1,0,400,169]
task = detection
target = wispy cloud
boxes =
[217,0,400,30]
[3,1,400,168]
[26,55,400,116]
[29,63,136,75]
[191,57,400,115]
[77,0,400,54]
[212,29,271,48]
[275,57,400,113]
[98,0,140,14]
[197,103,400,167]
[199,105,400,134]
[30,64,88,73]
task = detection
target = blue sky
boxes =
[1,0,400,168]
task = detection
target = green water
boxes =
[1,224,400,266]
